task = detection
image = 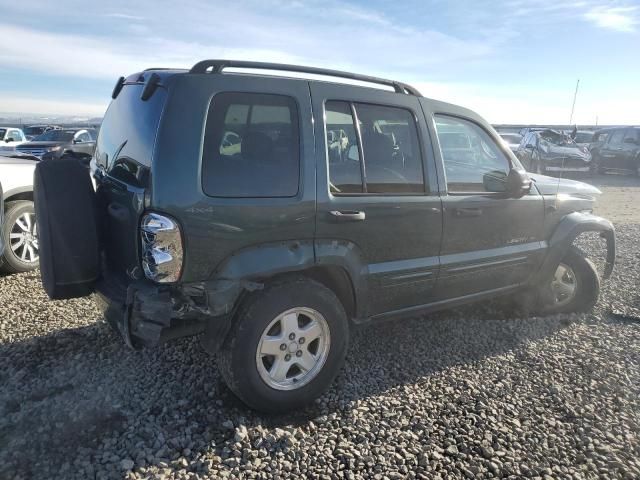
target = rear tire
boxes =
[1,200,39,273]
[218,277,349,413]
[538,247,600,314]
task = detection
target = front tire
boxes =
[539,247,600,314]
[1,200,40,273]
[218,277,349,413]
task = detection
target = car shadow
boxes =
[0,298,591,477]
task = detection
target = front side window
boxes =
[203,92,300,197]
[435,115,510,193]
[325,101,425,195]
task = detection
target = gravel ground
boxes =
[1,175,639,480]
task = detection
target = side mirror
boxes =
[6,138,14,143]
[506,168,532,198]
[482,170,508,193]
[73,138,82,144]
[525,143,535,149]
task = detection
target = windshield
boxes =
[574,132,593,143]
[33,130,76,142]
[540,130,576,147]
[24,126,46,135]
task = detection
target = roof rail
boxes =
[189,59,421,96]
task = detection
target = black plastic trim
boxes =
[189,59,422,96]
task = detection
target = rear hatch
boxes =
[93,72,170,280]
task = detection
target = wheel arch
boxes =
[199,240,366,353]
[532,212,615,286]
[3,187,33,204]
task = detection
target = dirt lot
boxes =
[1,173,639,480]
[590,173,640,224]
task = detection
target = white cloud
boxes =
[583,5,639,32]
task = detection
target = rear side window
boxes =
[325,100,425,195]
[325,101,363,193]
[202,92,300,197]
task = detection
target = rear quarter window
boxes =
[202,92,300,198]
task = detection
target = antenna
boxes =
[555,79,580,210]
[569,79,580,125]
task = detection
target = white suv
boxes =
[0,127,27,152]
[0,154,38,272]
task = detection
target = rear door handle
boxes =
[329,210,366,222]
[453,207,483,217]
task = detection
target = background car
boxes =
[0,153,38,273]
[22,124,61,141]
[573,130,595,148]
[0,127,27,152]
[591,126,640,176]
[516,129,592,175]
[16,128,97,163]
[499,132,523,153]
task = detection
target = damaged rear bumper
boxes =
[94,274,239,351]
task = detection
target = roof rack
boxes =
[189,60,421,96]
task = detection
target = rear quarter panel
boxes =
[152,74,316,282]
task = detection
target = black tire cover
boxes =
[34,158,100,299]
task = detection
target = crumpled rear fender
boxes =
[532,212,615,286]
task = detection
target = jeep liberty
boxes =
[34,60,616,412]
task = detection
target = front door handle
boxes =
[329,210,366,222]
[453,207,483,217]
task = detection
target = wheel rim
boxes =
[255,307,331,391]
[9,212,39,264]
[550,263,578,307]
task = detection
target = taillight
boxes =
[140,212,183,283]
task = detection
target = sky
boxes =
[0,0,639,124]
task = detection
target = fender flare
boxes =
[532,212,615,286]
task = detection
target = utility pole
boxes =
[569,79,580,125]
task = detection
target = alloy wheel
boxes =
[256,307,331,391]
[550,262,578,307]
[9,212,39,264]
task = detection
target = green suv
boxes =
[34,60,615,412]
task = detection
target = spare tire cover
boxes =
[34,158,100,299]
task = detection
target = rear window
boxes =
[96,83,167,186]
[202,92,300,197]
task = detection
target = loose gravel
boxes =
[1,187,639,479]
